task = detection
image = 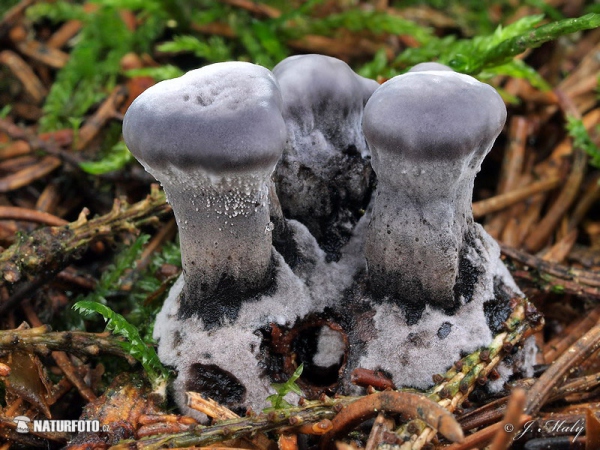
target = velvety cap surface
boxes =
[409,62,454,72]
[123,62,287,174]
[363,71,506,160]
[273,54,379,117]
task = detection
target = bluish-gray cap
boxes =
[273,54,379,131]
[123,62,287,176]
[409,62,454,72]
[363,70,506,161]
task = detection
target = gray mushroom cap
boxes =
[363,70,506,166]
[123,61,287,176]
[274,53,378,106]
[273,54,379,153]
[409,62,454,72]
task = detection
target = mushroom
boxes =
[409,61,454,72]
[122,58,533,414]
[346,66,534,391]
[272,54,379,259]
[123,61,287,327]
[362,66,507,314]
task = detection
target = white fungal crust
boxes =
[272,55,379,258]
[362,68,507,310]
[353,223,515,390]
[155,252,314,419]
[154,221,363,419]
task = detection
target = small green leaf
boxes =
[126,65,184,81]
[551,284,566,294]
[566,115,600,169]
[0,105,11,118]
[481,59,551,91]
[157,35,232,62]
[471,13,600,74]
[71,235,172,392]
[73,300,169,389]
[264,364,304,412]
[79,141,133,175]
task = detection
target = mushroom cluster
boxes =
[123,56,533,419]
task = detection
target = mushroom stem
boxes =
[168,174,274,323]
[362,68,506,311]
[365,158,478,310]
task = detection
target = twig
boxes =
[187,393,238,421]
[111,398,350,449]
[188,391,274,450]
[510,269,600,299]
[138,414,197,426]
[0,325,135,364]
[501,244,600,292]
[472,177,560,219]
[501,178,545,247]
[458,396,509,431]
[0,206,67,226]
[0,118,82,168]
[350,368,396,390]
[0,0,35,38]
[0,50,47,103]
[46,377,74,406]
[586,408,600,449]
[15,40,69,68]
[525,317,600,416]
[365,412,393,450]
[0,140,31,159]
[22,301,97,403]
[135,218,177,272]
[76,85,128,151]
[500,244,600,299]
[191,21,390,61]
[136,422,194,439]
[524,147,587,252]
[489,388,528,450]
[0,277,50,317]
[443,415,531,450]
[321,391,464,449]
[221,0,281,18]
[46,20,83,49]
[0,155,62,192]
[398,296,542,449]
[36,182,61,214]
[541,228,578,264]
[278,433,298,450]
[548,373,600,403]
[568,172,600,230]
[485,116,529,238]
[0,154,37,171]
[544,305,600,363]
[0,185,170,286]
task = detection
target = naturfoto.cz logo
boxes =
[13,416,107,433]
